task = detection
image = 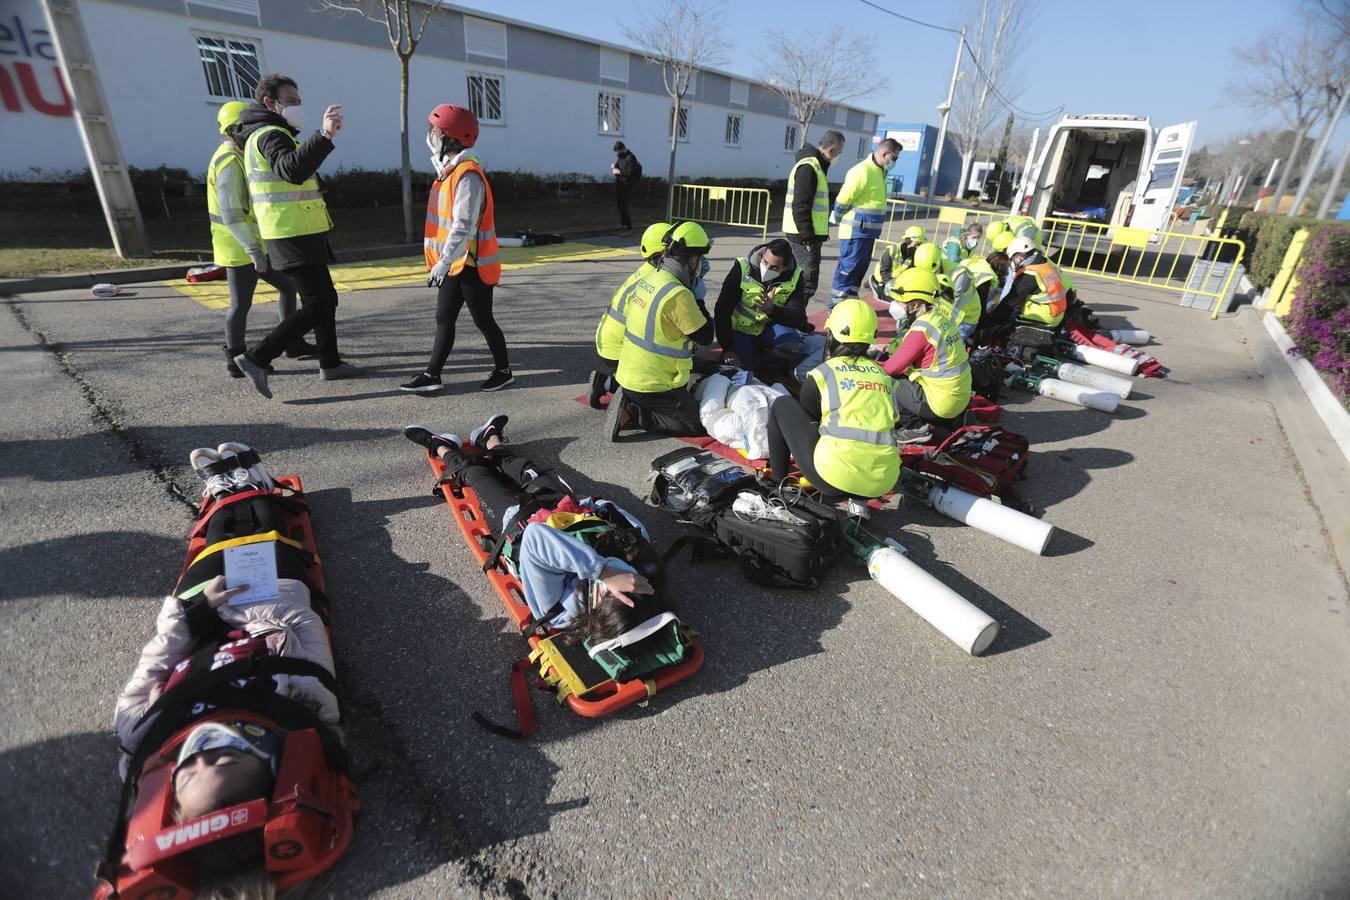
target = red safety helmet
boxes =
[428,104,478,148]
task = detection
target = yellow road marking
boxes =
[168,242,637,309]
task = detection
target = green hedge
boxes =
[1244,213,1346,289]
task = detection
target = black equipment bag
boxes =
[648,447,758,527]
[709,493,843,589]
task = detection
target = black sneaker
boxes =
[604,386,632,442]
[401,372,444,393]
[894,423,933,445]
[284,338,319,359]
[480,369,515,392]
[402,424,461,453]
[470,413,509,449]
[586,369,607,409]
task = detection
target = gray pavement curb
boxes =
[1259,311,1350,466]
[0,226,625,296]
[1240,308,1350,579]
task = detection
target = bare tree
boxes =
[315,0,443,242]
[950,0,1038,200]
[623,0,730,205]
[1229,28,1338,214]
[757,28,881,150]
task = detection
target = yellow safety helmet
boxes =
[888,267,942,305]
[986,220,1009,241]
[664,221,713,254]
[217,100,249,135]
[640,222,671,258]
[902,225,926,242]
[913,242,943,274]
[823,298,878,344]
[991,231,1013,252]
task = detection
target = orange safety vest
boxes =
[1021,262,1067,324]
[424,157,501,285]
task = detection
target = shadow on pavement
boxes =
[0,531,182,601]
[1021,446,1135,512]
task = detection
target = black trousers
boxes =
[766,394,845,499]
[428,266,509,376]
[251,263,341,369]
[446,445,564,533]
[787,237,824,301]
[616,180,633,229]
[624,385,704,436]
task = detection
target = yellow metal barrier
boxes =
[1036,216,1246,319]
[880,199,1004,255]
[668,184,772,240]
[1267,227,1310,318]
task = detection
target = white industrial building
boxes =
[3,0,882,182]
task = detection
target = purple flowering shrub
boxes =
[1287,226,1350,401]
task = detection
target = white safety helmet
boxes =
[1007,236,1037,259]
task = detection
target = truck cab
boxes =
[1014,115,1196,234]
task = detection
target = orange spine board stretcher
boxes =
[426,450,704,718]
[97,476,357,899]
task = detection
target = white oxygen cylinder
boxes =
[1066,343,1141,376]
[1107,328,1150,345]
[927,483,1054,555]
[1036,377,1120,413]
[1054,362,1133,399]
[866,546,999,655]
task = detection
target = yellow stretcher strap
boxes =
[190,530,311,567]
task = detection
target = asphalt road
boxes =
[1,231,1347,899]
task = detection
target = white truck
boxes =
[1012,114,1197,234]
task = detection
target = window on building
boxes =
[858,135,868,159]
[467,73,504,124]
[598,92,623,135]
[784,124,798,152]
[599,48,629,83]
[729,79,749,106]
[835,105,848,127]
[725,113,742,147]
[464,16,507,60]
[196,33,261,100]
[670,105,689,141]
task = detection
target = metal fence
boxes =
[668,184,773,240]
[880,198,1247,318]
[1038,217,1247,319]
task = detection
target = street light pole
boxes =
[1254,158,1280,212]
[925,25,965,199]
[1290,84,1348,216]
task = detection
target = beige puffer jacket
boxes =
[113,578,339,771]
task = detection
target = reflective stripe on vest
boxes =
[909,314,971,380]
[813,363,896,446]
[595,261,654,360]
[424,157,501,284]
[243,125,330,240]
[730,256,802,335]
[836,158,888,240]
[206,143,251,267]
[782,156,829,236]
[1022,262,1068,324]
[624,281,691,359]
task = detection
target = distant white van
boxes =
[1013,114,1196,234]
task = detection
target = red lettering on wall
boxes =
[0,64,19,112]
[14,61,71,116]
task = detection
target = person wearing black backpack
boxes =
[611,141,642,234]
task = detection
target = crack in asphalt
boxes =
[6,298,200,515]
[6,295,533,898]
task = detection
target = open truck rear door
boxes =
[1127,120,1196,233]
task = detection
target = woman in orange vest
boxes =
[402,104,512,393]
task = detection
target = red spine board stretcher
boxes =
[426,450,705,723]
[96,475,358,900]
[1063,320,1168,378]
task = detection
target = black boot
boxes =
[224,345,244,378]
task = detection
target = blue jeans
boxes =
[831,236,876,300]
[732,323,805,372]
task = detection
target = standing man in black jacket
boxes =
[611,141,640,235]
[233,73,361,399]
[781,129,845,302]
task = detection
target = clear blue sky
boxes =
[457,0,1304,149]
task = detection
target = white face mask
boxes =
[279,104,305,131]
[964,237,979,250]
[760,262,781,281]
